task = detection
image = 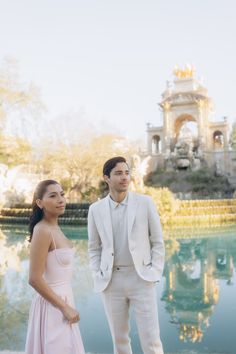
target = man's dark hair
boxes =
[103,156,128,177]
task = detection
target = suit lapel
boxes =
[127,192,138,238]
[99,192,138,243]
[100,194,114,243]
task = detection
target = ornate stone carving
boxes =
[146,67,233,183]
[130,154,151,191]
[173,64,196,79]
[163,101,171,111]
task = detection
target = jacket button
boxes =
[111,253,114,256]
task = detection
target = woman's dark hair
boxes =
[103,156,128,177]
[28,179,59,242]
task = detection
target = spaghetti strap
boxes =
[50,230,57,250]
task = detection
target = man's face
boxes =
[104,162,130,193]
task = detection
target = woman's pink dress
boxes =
[25,245,85,354]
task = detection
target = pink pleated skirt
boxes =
[25,284,85,354]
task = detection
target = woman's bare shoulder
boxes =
[32,223,51,244]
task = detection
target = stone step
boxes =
[0,352,228,354]
[0,215,87,225]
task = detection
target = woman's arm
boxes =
[29,225,80,324]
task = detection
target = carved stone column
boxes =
[163,101,171,154]
[146,123,152,153]
[197,99,206,151]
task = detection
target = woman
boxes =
[25,180,85,354]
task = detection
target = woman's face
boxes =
[37,183,66,216]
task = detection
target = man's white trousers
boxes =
[101,266,164,354]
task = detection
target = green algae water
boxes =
[0,224,235,354]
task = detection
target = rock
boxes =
[176,159,190,169]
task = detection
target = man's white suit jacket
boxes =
[88,192,165,292]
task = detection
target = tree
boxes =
[0,133,32,167]
[0,57,45,141]
[37,134,140,201]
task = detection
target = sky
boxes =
[0,0,235,142]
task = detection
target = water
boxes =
[0,224,236,354]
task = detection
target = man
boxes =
[88,156,165,354]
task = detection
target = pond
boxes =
[0,224,236,354]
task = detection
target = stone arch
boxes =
[213,130,224,149]
[174,114,197,140]
[152,135,161,153]
[171,114,198,153]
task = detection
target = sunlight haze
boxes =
[0,0,235,141]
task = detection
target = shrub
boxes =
[144,186,180,226]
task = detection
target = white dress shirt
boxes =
[109,193,134,266]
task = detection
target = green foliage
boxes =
[0,133,32,167]
[185,168,233,195]
[37,134,139,202]
[142,187,236,229]
[146,167,233,198]
[98,180,109,198]
[0,57,45,124]
[144,186,180,226]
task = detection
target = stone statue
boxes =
[192,158,201,171]
[170,123,196,169]
[130,154,151,191]
[215,160,224,177]
[173,63,196,79]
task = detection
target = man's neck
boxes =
[109,191,128,203]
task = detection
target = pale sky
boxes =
[0,0,235,142]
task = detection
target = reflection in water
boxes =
[0,225,93,351]
[162,236,235,343]
[0,229,29,275]
[0,224,236,353]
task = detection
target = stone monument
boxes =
[145,65,236,185]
